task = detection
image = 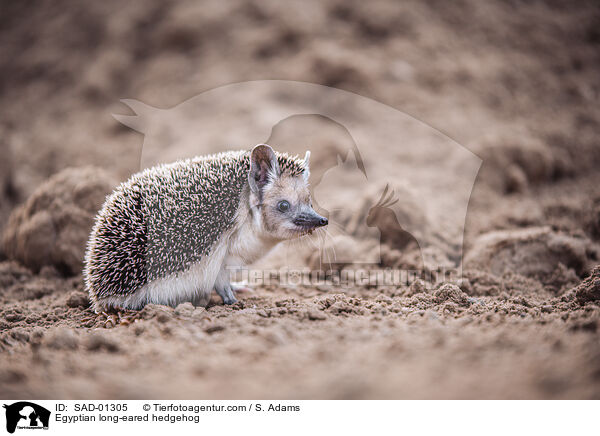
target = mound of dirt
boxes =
[573,266,600,304]
[433,283,470,307]
[475,133,573,194]
[1,167,117,275]
[464,227,598,287]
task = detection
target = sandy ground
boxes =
[1,0,600,399]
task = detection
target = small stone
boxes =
[25,314,41,324]
[66,290,90,308]
[375,294,393,305]
[307,308,326,320]
[407,310,426,321]
[10,328,30,343]
[45,328,79,350]
[175,302,195,317]
[86,332,120,352]
[204,325,226,334]
[4,312,24,322]
[139,304,174,323]
[541,305,554,313]
[191,307,207,320]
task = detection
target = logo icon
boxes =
[3,402,50,434]
[114,80,481,275]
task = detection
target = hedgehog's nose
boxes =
[294,211,328,228]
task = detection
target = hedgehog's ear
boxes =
[303,150,311,182]
[249,144,279,194]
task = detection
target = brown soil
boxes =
[1,0,600,399]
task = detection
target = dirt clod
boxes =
[465,227,596,284]
[44,328,79,350]
[86,332,120,353]
[1,167,117,275]
[434,284,471,307]
[574,266,600,304]
[66,291,90,308]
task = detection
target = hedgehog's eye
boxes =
[277,200,290,213]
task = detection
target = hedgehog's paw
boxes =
[224,296,237,305]
[215,285,237,305]
[221,294,237,305]
[90,310,139,328]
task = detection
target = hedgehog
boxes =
[84,144,328,311]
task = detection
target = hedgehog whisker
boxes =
[323,227,337,263]
[311,228,324,271]
[319,228,333,269]
[294,231,319,251]
[321,228,335,266]
[303,232,320,250]
[328,220,349,235]
[309,236,321,250]
[318,231,323,272]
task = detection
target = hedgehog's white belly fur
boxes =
[98,212,277,310]
[101,240,228,310]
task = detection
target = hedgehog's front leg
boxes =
[214,266,237,305]
[216,284,237,305]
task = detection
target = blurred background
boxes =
[1,0,599,202]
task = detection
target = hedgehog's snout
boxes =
[293,210,328,229]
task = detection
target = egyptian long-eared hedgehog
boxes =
[84,144,328,312]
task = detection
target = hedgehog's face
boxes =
[261,173,328,239]
[249,144,328,240]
